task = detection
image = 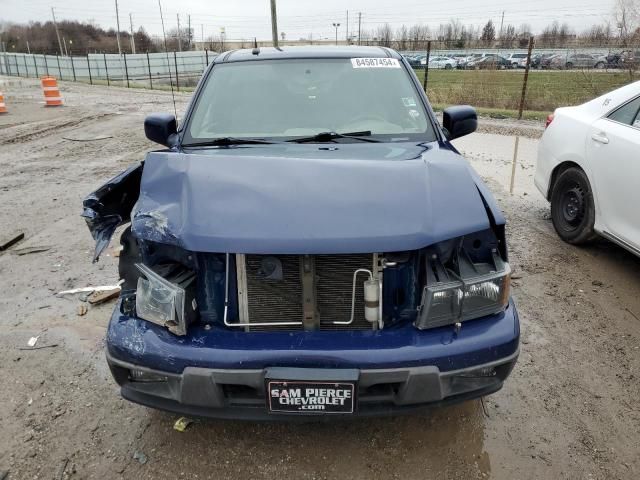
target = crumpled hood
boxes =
[131,143,491,253]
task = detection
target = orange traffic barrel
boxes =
[0,91,6,114]
[41,77,63,107]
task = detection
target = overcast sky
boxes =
[4,0,617,41]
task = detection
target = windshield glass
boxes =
[184,58,435,143]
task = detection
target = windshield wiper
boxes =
[288,131,380,143]
[182,137,277,147]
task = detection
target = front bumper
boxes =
[108,350,517,419]
[105,299,519,419]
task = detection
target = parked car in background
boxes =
[549,53,605,69]
[449,53,470,67]
[84,46,519,419]
[505,53,529,68]
[403,55,422,67]
[457,53,486,69]
[428,56,456,69]
[535,81,640,254]
[535,53,559,69]
[620,49,640,69]
[466,54,511,70]
[604,52,623,68]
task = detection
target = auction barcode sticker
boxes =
[351,58,401,68]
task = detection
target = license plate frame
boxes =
[266,380,356,415]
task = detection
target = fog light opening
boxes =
[129,369,168,383]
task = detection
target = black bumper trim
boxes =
[108,349,518,420]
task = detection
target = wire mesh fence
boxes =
[404,40,640,117]
[0,50,213,91]
[1,41,639,117]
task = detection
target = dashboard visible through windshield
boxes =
[184,58,436,144]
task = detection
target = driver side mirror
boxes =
[144,113,178,147]
[442,105,477,140]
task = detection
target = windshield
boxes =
[184,58,435,144]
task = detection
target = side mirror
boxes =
[442,105,477,140]
[144,113,177,147]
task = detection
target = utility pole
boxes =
[188,15,191,50]
[62,37,68,56]
[114,0,122,54]
[129,13,136,54]
[346,11,349,43]
[51,7,64,56]
[270,0,279,48]
[499,11,505,39]
[177,14,182,51]
[201,24,204,50]
[358,12,362,45]
[332,23,340,45]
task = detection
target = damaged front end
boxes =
[82,149,511,339]
[82,163,143,263]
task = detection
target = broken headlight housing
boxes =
[415,238,510,330]
[135,263,197,336]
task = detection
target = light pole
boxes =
[332,23,340,45]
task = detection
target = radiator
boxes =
[236,253,376,331]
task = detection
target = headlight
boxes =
[415,239,510,330]
[135,263,197,336]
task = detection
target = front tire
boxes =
[550,167,598,244]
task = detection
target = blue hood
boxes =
[131,142,492,254]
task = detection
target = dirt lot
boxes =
[1,76,639,480]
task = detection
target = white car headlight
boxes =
[415,243,510,330]
[135,263,197,336]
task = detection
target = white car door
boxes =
[587,95,640,250]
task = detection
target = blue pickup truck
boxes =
[83,46,519,419]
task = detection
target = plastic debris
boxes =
[173,417,193,432]
[133,451,148,465]
[27,336,39,347]
[77,303,88,316]
[57,284,122,296]
[62,135,113,142]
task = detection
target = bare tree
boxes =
[500,24,517,48]
[396,24,409,51]
[375,23,393,47]
[615,0,640,45]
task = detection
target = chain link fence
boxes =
[406,40,640,118]
[0,50,214,90]
[1,41,639,117]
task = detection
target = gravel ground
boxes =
[1,76,639,480]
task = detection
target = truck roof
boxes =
[215,45,401,63]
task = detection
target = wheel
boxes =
[550,167,598,244]
[565,62,574,69]
[595,62,605,69]
[445,63,452,70]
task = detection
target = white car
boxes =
[505,53,528,68]
[535,81,640,256]
[424,56,456,69]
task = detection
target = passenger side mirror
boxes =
[442,105,477,140]
[144,113,178,147]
